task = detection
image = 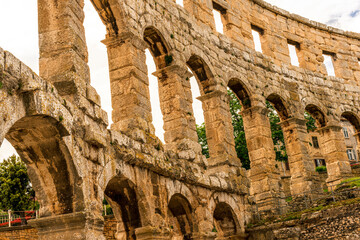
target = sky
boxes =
[0,0,360,161]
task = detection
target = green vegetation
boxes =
[165,55,173,66]
[102,199,113,216]
[196,122,209,158]
[315,166,327,173]
[336,177,360,190]
[0,155,36,211]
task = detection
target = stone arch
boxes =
[143,26,171,69]
[186,54,216,95]
[4,114,82,217]
[99,162,152,227]
[168,193,194,239]
[90,0,127,36]
[104,175,143,240]
[305,104,327,128]
[213,202,238,237]
[266,93,291,120]
[228,78,252,109]
[341,111,360,133]
[209,193,243,235]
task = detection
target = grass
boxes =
[336,177,360,190]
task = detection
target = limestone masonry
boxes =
[1,0,360,239]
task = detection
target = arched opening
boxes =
[187,55,215,158]
[144,27,169,68]
[2,115,81,217]
[213,202,237,237]
[187,55,215,95]
[266,94,290,121]
[342,112,360,133]
[84,1,112,126]
[227,79,251,169]
[266,95,289,167]
[105,176,142,240]
[143,27,170,143]
[305,104,327,128]
[168,194,193,239]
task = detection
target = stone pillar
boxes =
[152,64,199,151]
[197,90,238,167]
[103,33,154,137]
[135,226,170,240]
[28,212,105,240]
[38,0,90,99]
[317,125,352,185]
[241,106,283,208]
[279,118,320,195]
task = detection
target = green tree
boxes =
[0,154,35,211]
[266,101,288,163]
[228,90,250,169]
[196,122,209,158]
[305,111,317,132]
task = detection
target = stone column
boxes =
[28,212,105,240]
[241,106,283,208]
[317,125,352,185]
[103,33,154,137]
[279,118,320,195]
[152,64,199,152]
[197,90,238,167]
[38,0,90,99]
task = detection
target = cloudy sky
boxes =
[0,0,360,161]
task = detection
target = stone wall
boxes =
[1,0,360,238]
[247,203,360,239]
[0,216,124,240]
[0,226,38,240]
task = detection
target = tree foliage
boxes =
[196,122,210,158]
[305,111,317,132]
[196,90,317,170]
[0,155,35,211]
[266,101,288,163]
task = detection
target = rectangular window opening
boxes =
[176,0,184,7]
[312,136,319,149]
[343,127,349,138]
[212,2,226,34]
[323,51,336,77]
[251,25,264,53]
[287,40,300,67]
[347,149,354,160]
[314,159,326,167]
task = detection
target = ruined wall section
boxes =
[112,0,360,121]
[229,0,360,82]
